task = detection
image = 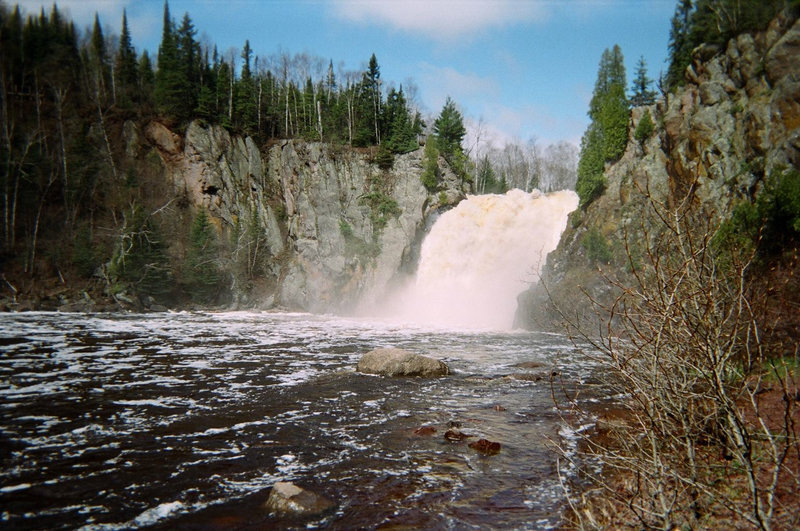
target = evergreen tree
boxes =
[115,9,138,106]
[89,12,110,103]
[433,96,466,162]
[154,1,181,119]
[666,0,693,91]
[236,40,257,132]
[634,109,655,145]
[576,124,606,207]
[366,53,381,143]
[216,60,233,127]
[576,45,629,207]
[384,87,417,154]
[138,50,155,101]
[421,140,440,191]
[183,210,222,304]
[176,12,199,110]
[630,56,656,107]
[109,206,173,302]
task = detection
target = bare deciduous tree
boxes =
[554,182,799,530]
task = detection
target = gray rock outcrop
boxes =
[515,15,800,330]
[357,348,450,377]
[144,119,468,311]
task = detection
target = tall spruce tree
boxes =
[433,96,466,162]
[576,45,630,207]
[236,40,257,132]
[90,13,110,103]
[115,9,138,106]
[183,210,222,304]
[666,0,693,91]
[384,87,417,154]
[154,1,181,119]
[630,56,656,107]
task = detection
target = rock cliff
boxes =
[515,13,800,330]
[144,121,468,312]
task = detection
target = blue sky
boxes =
[16,0,675,147]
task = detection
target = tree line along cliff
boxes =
[0,1,479,311]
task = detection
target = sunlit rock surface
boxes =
[515,15,800,331]
[148,121,467,312]
[357,348,450,377]
[264,482,335,516]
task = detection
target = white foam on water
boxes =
[131,501,184,527]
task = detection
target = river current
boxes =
[0,311,596,529]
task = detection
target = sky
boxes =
[15,0,675,149]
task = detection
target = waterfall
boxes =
[383,189,578,330]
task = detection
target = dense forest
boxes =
[2,0,798,305]
[0,0,449,303]
[0,0,586,300]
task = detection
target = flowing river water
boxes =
[0,310,599,529]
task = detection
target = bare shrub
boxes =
[554,184,800,530]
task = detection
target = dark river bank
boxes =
[0,311,598,529]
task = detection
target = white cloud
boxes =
[417,62,499,113]
[330,0,548,42]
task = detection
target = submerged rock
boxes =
[413,425,437,436]
[469,439,502,455]
[264,482,334,516]
[444,428,473,442]
[356,348,449,377]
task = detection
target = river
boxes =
[0,310,597,529]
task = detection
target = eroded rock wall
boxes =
[516,14,800,330]
[146,121,467,312]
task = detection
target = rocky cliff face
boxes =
[516,13,800,330]
[144,121,467,312]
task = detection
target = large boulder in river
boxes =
[357,348,450,377]
[264,482,334,516]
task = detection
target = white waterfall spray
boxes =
[383,189,578,330]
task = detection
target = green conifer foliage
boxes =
[183,210,222,304]
[115,9,139,107]
[576,45,629,208]
[665,0,797,92]
[433,96,466,163]
[384,87,418,154]
[634,109,655,145]
[630,56,656,107]
[109,206,173,301]
[421,140,441,191]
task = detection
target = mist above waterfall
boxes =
[382,189,578,330]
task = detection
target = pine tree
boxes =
[384,87,417,154]
[154,1,181,118]
[176,12,199,112]
[366,53,381,143]
[138,50,155,101]
[666,0,693,91]
[421,140,440,191]
[109,206,173,302]
[236,40,257,132]
[183,210,222,304]
[576,45,630,207]
[630,56,656,107]
[634,109,655,145]
[115,9,138,107]
[89,12,110,103]
[433,96,466,162]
